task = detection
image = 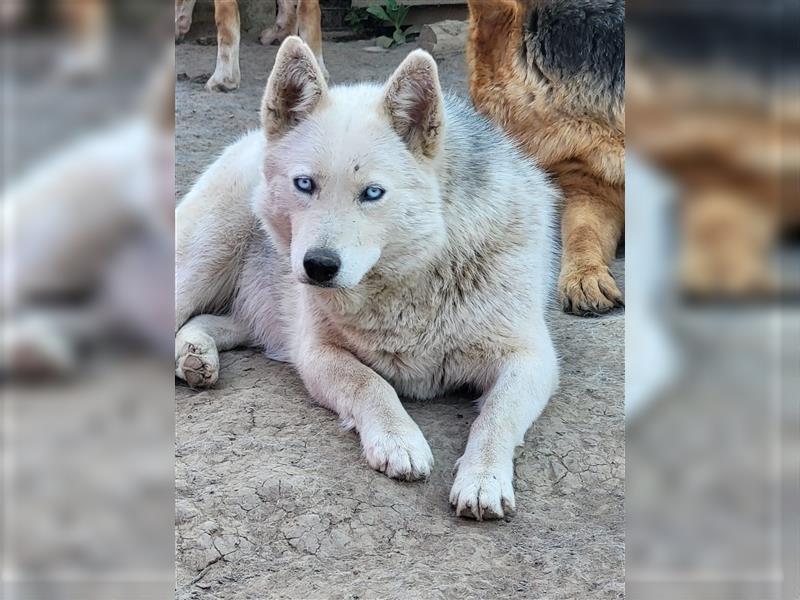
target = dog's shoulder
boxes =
[441,93,554,192]
[440,93,558,235]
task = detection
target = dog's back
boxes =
[522,0,624,120]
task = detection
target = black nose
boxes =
[303,248,341,284]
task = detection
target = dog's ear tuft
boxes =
[382,50,444,160]
[261,36,328,138]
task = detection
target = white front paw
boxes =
[175,336,219,389]
[361,424,433,481]
[450,456,515,520]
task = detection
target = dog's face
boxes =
[256,37,446,289]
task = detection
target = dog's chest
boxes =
[327,280,492,399]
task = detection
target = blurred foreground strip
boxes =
[2,2,174,597]
[626,0,798,598]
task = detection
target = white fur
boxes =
[2,117,174,374]
[176,39,560,520]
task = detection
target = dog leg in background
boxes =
[260,0,298,46]
[451,341,558,520]
[175,314,251,388]
[207,0,240,92]
[558,172,624,315]
[296,0,327,80]
[297,341,434,481]
[175,0,198,41]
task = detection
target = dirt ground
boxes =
[176,37,625,599]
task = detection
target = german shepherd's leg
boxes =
[206,0,240,92]
[175,0,198,41]
[451,337,559,520]
[259,0,298,46]
[297,0,327,80]
[466,0,524,116]
[297,341,434,481]
[175,314,250,388]
[558,173,624,315]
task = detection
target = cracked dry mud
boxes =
[177,38,624,599]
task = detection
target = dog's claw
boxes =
[559,263,623,316]
[362,426,433,481]
[450,459,516,521]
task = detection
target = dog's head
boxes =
[256,37,447,289]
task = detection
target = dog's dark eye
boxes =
[294,177,315,194]
[360,185,385,202]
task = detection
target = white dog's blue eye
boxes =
[361,185,385,202]
[294,177,315,194]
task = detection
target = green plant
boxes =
[366,0,419,48]
[344,7,371,36]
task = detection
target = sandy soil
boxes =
[176,37,625,599]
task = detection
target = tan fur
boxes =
[467,0,624,315]
[213,0,238,49]
[260,0,324,65]
[295,0,324,65]
[627,63,799,297]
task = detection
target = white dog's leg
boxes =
[298,343,433,480]
[451,341,558,520]
[175,314,250,388]
[206,0,241,92]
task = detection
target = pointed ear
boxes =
[382,49,444,159]
[261,36,328,138]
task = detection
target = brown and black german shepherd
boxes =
[468,0,625,316]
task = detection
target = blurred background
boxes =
[626,0,798,599]
[1,1,174,598]
[1,0,798,598]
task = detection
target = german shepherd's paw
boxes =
[175,338,219,389]
[450,457,515,520]
[361,424,433,481]
[559,262,624,317]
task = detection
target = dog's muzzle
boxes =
[303,248,341,285]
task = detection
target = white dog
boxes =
[175,37,559,520]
